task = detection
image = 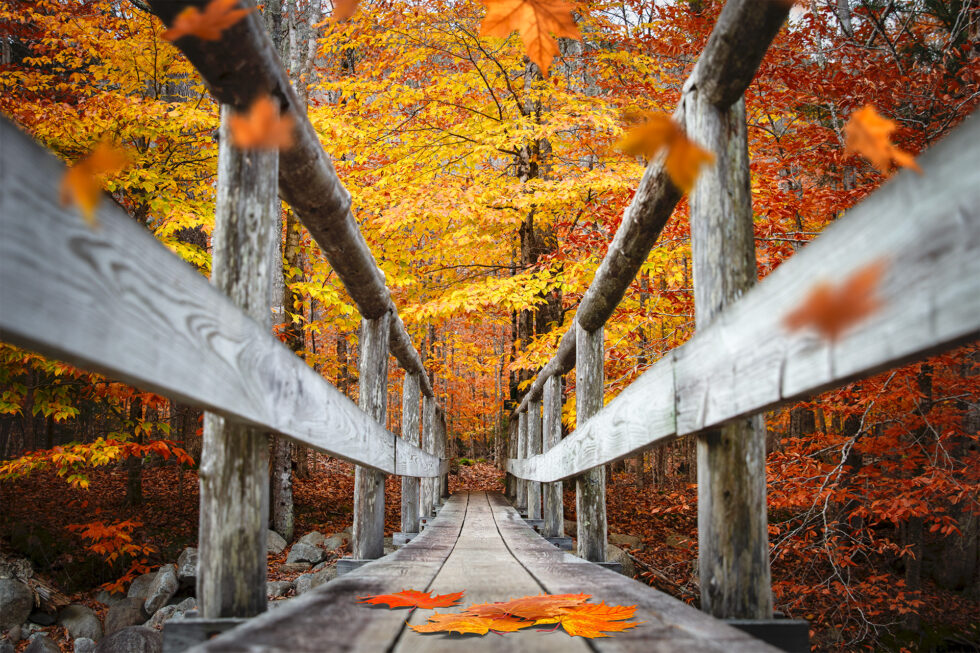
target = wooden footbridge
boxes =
[1,0,978,651]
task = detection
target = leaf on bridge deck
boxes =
[783,259,888,341]
[464,592,591,620]
[616,111,715,193]
[60,141,130,227]
[479,0,580,76]
[229,96,296,150]
[534,601,640,638]
[410,612,533,635]
[356,588,464,609]
[844,105,922,175]
[162,0,256,42]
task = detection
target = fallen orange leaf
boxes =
[410,612,532,635]
[332,0,359,21]
[162,0,256,42]
[534,601,640,638]
[844,105,922,175]
[783,259,888,341]
[616,111,715,193]
[60,141,130,227]
[357,589,464,609]
[479,0,580,76]
[228,96,295,150]
[466,592,591,620]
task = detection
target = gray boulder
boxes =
[266,581,293,599]
[294,567,336,595]
[146,597,195,630]
[175,549,197,589]
[59,604,103,641]
[321,534,348,551]
[609,533,644,551]
[285,542,325,566]
[604,544,637,578]
[74,638,97,653]
[143,565,178,615]
[266,530,287,555]
[3,626,21,643]
[93,591,123,607]
[94,626,161,653]
[279,562,310,573]
[24,634,60,653]
[0,578,33,629]
[105,597,148,635]
[295,532,326,548]
[0,638,14,653]
[126,573,156,600]
[28,610,56,626]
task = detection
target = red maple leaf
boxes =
[783,259,888,341]
[357,589,464,610]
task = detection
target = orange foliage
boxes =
[616,111,715,193]
[479,0,580,75]
[844,105,922,175]
[60,141,130,226]
[783,259,887,341]
[162,0,256,42]
[229,96,296,150]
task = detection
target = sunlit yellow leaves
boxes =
[162,0,256,42]
[60,141,130,227]
[844,105,921,175]
[617,111,714,193]
[479,0,580,75]
[229,96,295,150]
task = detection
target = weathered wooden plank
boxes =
[509,112,980,483]
[516,411,528,513]
[197,107,275,619]
[437,411,449,499]
[575,322,607,562]
[191,495,469,652]
[0,119,440,478]
[526,399,543,521]
[420,396,437,519]
[353,314,390,560]
[685,92,771,618]
[145,1,435,399]
[541,374,563,538]
[400,372,421,534]
[486,494,782,652]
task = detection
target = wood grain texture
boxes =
[400,372,421,534]
[353,314,390,560]
[541,375,563,538]
[516,411,528,513]
[686,92,772,619]
[0,119,441,478]
[146,1,436,397]
[509,112,980,484]
[197,107,275,619]
[526,400,542,521]
[437,410,450,499]
[420,396,437,519]
[575,323,607,562]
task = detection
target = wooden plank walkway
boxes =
[192,493,778,652]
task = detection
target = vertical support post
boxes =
[353,312,390,560]
[197,105,277,618]
[527,398,542,521]
[575,321,607,562]
[542,374,563,538]
[685,92,772,619]
[420,395,436,519]
[438,411,449,500]
[400,372,421,535]
[516,410,528,513]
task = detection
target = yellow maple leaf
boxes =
[479,0,581,76]
[534,601,641,638]
[616,111,715,193]
[844,105,922,175]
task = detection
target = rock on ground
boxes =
[143,565,178,615]
[175,549,197,590]
[28,610,56,626]
[105,597,148,635]
[146,597,196,629]
[126,573,156,600]
[295,532,326,548]
[0,638,13,653]
[0,578,33,629]
[94,591,123,607]
[294,568,336,595]
[285,542,326,566]
[608,533,645,551]
[279,562,311,573]
[59,604,103,641]
[24,634,60,653]
[94,626,162,653]
[321,534,348,551]
[266,530,287,555]
[266,581,293,599]
[74,638,97,653]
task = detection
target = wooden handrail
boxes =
[0,118,443,478]
[508,112,980,482]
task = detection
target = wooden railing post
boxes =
[542,374,563,538]
[197,105,278,618]
[527,398,542,521]
[400,372,421,536]
[353,312,391,560]
[685,92,772,619]
[516,410,528,513]
[420,395,436,518]
[438,411,449,500]
[575,321,607,562]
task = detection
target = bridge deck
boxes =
[193,492,779,652]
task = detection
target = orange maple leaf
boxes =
[465,592,591,620]
[229,96,296,150]
[844,105,922,175]
[162,0,256,42]
[783,259,888,341]
[616,111,715,193]
[534,601,640,638]
[331,0,359,21]
[60,141,130,227]
[479,0,581,76]
[357,589,464,609]
[410,612,532,635]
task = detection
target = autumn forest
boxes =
[0,0,978,651]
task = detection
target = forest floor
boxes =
[1,459,976,651]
